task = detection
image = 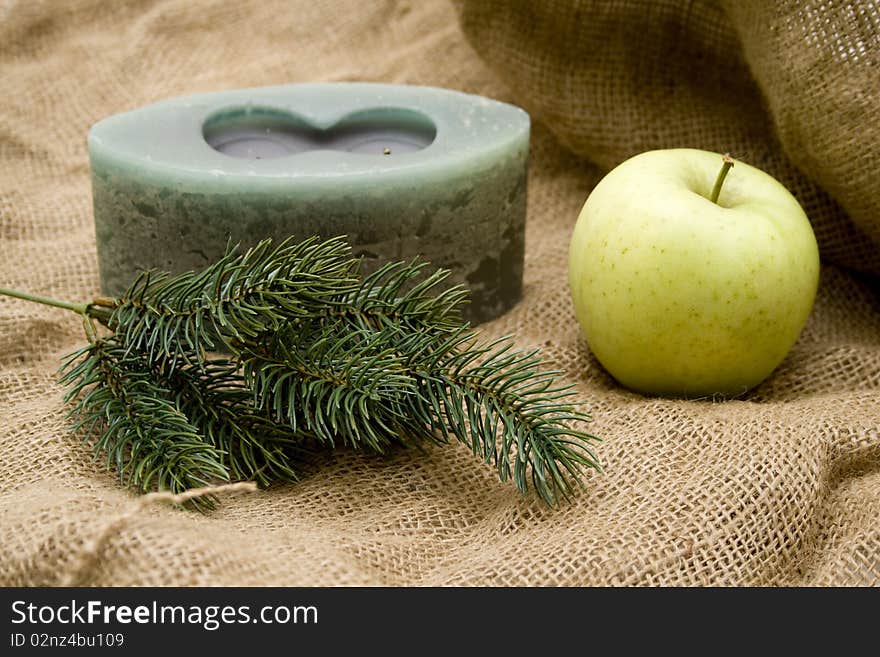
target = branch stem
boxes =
[710,153,735,205]
[0,287,89,315]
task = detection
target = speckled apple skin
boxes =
[568,149,820,398]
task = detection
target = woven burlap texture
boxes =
[455,0,880,276]
[1,0,878,586]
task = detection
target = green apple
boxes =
[568,148,820,397]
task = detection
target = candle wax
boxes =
[89,83,529,323]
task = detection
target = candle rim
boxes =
[88,82,530,185]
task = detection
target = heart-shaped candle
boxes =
[89,83,530,323]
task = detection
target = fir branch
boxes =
[431,338,599,504]
[4,234,602,507]
[58,338,229,508]
[331,259,470,335]
[240,322,420,453]
[250,261,600,504]
[105,235,358,370]
[164,358,313,486]
[333,259,599,502]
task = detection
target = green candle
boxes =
[89,82,529,323]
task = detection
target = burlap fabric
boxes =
[455,0,880,276]
[0,0,877,586]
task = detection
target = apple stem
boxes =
[710,153,735,205]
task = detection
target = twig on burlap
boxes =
[58,482,258,587]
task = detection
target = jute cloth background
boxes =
[1,0,878,586]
